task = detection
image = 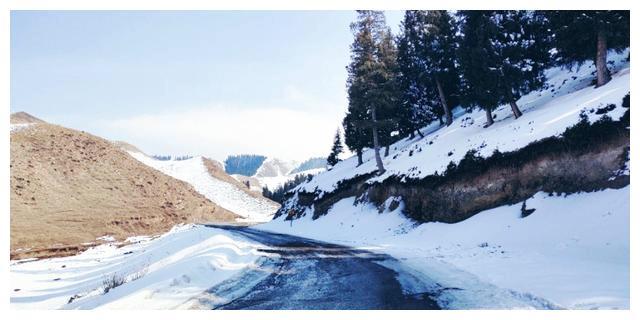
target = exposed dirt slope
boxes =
[10,115,239,259]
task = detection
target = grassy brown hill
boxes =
[10,112,45,124]
[112,140,147,155]
[10,113,239,260]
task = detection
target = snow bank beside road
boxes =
[10,224,264,309]
[258,187,630,309]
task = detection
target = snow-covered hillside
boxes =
[260,186,629,309]
[129,153,279,223]
[251,157,325,191]
[10,225,264,309]
[260,49,631,309]
[296,49,630,194]
[254,158,299,178]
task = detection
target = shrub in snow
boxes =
[102,266,148,294]
[520,200,536,218]
[102,273,126,294]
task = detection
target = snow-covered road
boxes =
[188,225,441,310]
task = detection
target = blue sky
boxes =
[11,10,403,161]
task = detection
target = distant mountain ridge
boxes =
[290,157,326,174]
[223,154,266,176]
[254,158,299,178]
[225,154,327,191]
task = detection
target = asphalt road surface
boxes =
[198,225,440,310]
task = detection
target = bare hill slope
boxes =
[10,114,239,259]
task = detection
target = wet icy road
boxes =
[197,225,439,310]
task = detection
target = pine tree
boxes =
[457,11,502,127]
[492,11,552,118]
[545,11,629,87]
[375,28,402,157]
[343,10,396,174]
[326,129,344,167]
[397,11,436,138]
[397,10,460,136]
[342,109,368,166]
[457,11,551,124]
[343,11,381,166]
[421,10,460,126]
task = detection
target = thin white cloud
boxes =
[105,103,344,162]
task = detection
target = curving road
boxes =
[196,225,440,310]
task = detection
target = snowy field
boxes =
[297,49,630,194]
[259,186,630,309]
[129,153,279,223]
[10,225,265,309]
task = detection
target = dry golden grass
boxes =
[10,112,45,124]
[10,118,240,259]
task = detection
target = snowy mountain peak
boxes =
[254,158,300,178]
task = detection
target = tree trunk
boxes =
[596,30,611,87]
[370,106,386,175]
[416,129,424,138]
[409,131,415,139]
[509,100,522,119]
[384,145,390,157]
[507,91,523,119]
[484,108,494,127]
[356,149,363,166]
[435,76,453,126]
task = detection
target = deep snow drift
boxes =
[10,225,265,309]
[259,186,630,309]
[129,153,279,223]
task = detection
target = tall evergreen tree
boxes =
[326,129,344,167]
[458,11,551,124]
[343,10,396,174]
[397,10,460,136]
[420,10,460,126]
[545,11,629,87]
[397,11,433,138]
[343,11,382,166]
[457,11,502,127]
[375,28,402,157]
[492,11,552,118]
